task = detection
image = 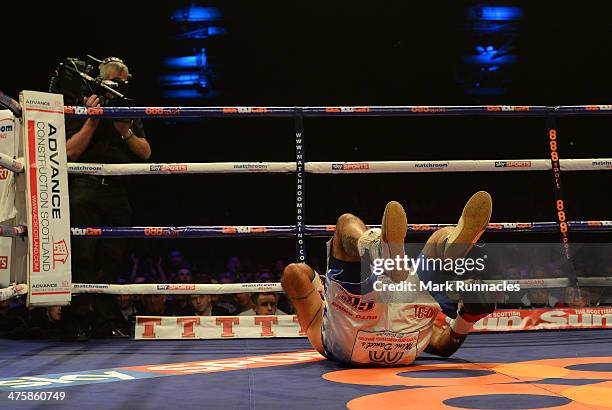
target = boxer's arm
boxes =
[426,298,495,357]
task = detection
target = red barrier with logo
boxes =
[135,307,611,340]
[435,307,612,332]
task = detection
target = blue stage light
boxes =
[208,27,227,36]
[466,45,517,64]
[480,6,522,21]
[463,54,517,65]
[163,51,207,69]
[159,73,207,87]
[162,89,207,99]
[171,7,221,22]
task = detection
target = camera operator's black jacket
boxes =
[65,118,146,164]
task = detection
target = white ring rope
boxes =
[2,155,610,176]
[0,284,28,301]
[72,282,283,295]
[56,158,612,176]
[0,151,24,173]
[4,277,609,301]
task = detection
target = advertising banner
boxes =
[20,91,71,306]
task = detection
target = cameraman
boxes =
[64,57,151,340]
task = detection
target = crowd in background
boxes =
[0,247,610,340]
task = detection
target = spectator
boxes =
[163,250,193,283]
[140,294,169,316]
[213,272,239,314]
[166,249,187,272]
[0,298,30,338]
[255,270,274,283]
[128,253,148,282]
[167,295,194,316]
[166,264,194,315]
[520,267,564,308]
[576,287,605,307]
[233,293,252,315]
[133,275,147,284]
[223,256,242,281]
[566,287,588,308]
[173,267,193,284]
[115,294,137,322]
[521,288,560,308]
[239,293,287,316]
[217,271,233,284]
[149,256,168,283]
[29,307,63,339]
[129,253,168,284]
[190,294,230,316]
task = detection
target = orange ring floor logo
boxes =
[322,357,612,409]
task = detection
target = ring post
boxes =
[294,108,306,262]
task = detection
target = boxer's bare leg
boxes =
[281,213,369,354]
[422,226,455,259]
[423,191,493,357]
[357,201,409,282]
[332,213,368,262]
[281,203,408,355]
[281,263,325,355]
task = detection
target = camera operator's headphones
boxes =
[99,56,133,81]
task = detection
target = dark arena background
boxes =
[0,1,611,409]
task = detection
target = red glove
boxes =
[450,301,495,338]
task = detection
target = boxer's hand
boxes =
[459,300,495,323]
[457,279,496,323]
[450,292,496,338]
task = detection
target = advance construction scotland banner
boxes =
[20,91,71,306]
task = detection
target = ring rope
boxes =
[3,276,611,301]
[1,158,608,176]
[1,221,608,239]
[62,221,612,239]
[0,225,27,237]
[63,104,612,119]
[0,151,23,173]
[66,159,609,175]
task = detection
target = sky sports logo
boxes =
[149,164,188,172]
[331,163,369,170]
[495,161,532,168]
[156,284,196,291]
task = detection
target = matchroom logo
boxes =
[592,160,612,169]
[414,162,449,170]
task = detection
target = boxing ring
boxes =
[0,331,611,409]
[0,95,611,409]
